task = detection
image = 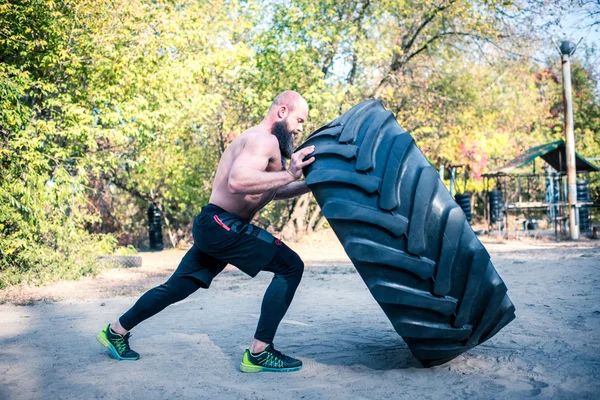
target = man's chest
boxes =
[265,156,285,172]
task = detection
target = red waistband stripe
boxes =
[213,215,231,231]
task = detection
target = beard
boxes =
[271,119,295,159]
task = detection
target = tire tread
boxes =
[299,100,515,367]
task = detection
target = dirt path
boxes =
[1,230,599,399]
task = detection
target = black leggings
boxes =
[119,244,304,344]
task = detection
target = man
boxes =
[96,90,316,373]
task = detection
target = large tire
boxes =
[454,193,472,223]
[298,100,515,367]
[98,255,142,268]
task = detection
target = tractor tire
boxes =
[454,193,472,223]
[298,100,515,367]
[98,255,142,269]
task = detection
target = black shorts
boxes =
[173,203,284,288]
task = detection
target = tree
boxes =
[0,0,119,287]
[3,0,598,287]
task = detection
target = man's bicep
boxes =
[230,139,273,175]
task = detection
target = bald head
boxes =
[264,90,309,158]
[268,90,308,114]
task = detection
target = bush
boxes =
[0,232,118,289]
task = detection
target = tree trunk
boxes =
[314,215,327,232]
[162,213,178,248]
[307,204,322,233]
[280,193,311,241]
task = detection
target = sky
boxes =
[556,12,599,53]
[545,2,599,76]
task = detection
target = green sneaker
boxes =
[239,344,302,373]
[96,324,140,361]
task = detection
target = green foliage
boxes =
[1,0,599,287]
[0,231,117,289]
[0,0,121,287]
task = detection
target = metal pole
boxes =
[450,167,456,198]
[484,176,489,226]
[504,176,508,239]
[518,175,522,204]
[560,48,579,239]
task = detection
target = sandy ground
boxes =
[1,229,599,400]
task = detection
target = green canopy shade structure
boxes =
[482,139,599,239]
[489,140,600,175]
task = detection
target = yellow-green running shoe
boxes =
[96,324,140,361]
[239,344,302,373]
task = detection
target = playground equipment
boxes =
[483,140,599,238]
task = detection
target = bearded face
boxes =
[271,118,295,159]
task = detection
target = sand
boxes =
[1,229,599,400]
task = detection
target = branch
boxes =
[374,30,472,98]
[321,38,339,77]
[374,1,460,97]
[105,174,151,202]
[399,0,457,67]
[404,31,471,64]
[347,0,371,85]
[354,0,371,24]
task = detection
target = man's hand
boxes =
[287,146,315,179]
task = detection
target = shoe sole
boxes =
[95,331,140,361]
[239,362,302,373]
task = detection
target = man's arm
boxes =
[273,181,311,200]
[228,136,315,195]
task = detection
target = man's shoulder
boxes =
[242,127,279,150]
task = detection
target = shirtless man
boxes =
[96,90,316,373]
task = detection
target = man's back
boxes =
[209,128,283,221]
